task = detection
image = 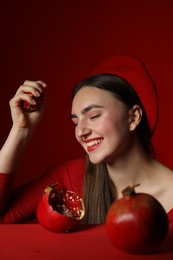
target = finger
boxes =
[36,80,47,88]
[10,92,37,108]
[24,80,47,90]
[16,81,46,97]
[19,80,47,95]
[23,80,47,87]
[16,86,41,98]
[23,90,45,112]
[13,80,47,112]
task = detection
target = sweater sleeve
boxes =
[0,173,15,212]
[0,157,85,224]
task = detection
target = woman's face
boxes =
[71,86,133,164]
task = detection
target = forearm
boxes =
[0,126,33,174]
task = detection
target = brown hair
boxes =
[82,156,116,224]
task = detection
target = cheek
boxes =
[98,115,122,133]
[75,128,80,142]
[75,128,84,146]
[102,115,129,138]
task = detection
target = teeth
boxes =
[86,139,102,147]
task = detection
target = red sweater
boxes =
[0,156,172,249]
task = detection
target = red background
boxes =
[1,0,173,187]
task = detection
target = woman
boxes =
[0,55,173,231]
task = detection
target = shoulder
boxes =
[45,156,87,181]
[41,156,87,196]
[56,156,86,173]
[65,156,86,168]
[154,161,173,212]
[153,160,173,182]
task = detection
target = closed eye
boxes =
[71,120,78,127]
[90,114,100,119]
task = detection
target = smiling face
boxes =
[71,86,135,164]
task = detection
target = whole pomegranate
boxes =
[106,185,169,254]
[37,184,85,233]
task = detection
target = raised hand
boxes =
[9,80,47,130]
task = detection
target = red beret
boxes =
[92,55,158,135]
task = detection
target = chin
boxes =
[88,154,106,165]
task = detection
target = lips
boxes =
[84,138,103,152]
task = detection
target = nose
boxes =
[76,121,91,140]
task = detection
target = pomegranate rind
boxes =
[37,189,85,233]
[106,192,169,254]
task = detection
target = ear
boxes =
[128,105,142,131]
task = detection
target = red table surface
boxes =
[0,224,172,260]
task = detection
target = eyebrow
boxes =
[70,104,104,119]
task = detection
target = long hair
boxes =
[72,73,153,224]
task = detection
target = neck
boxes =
[106,142,153,198]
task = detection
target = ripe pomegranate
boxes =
[106,185,169,254]
[37,184,85,233]
[23,92,44,112]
